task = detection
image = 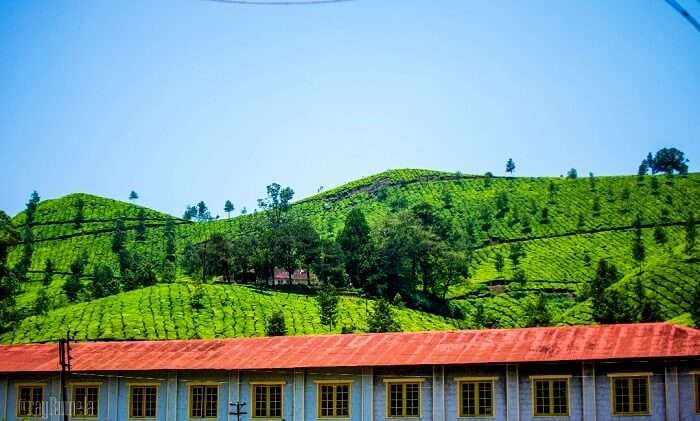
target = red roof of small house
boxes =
[0,323,698,373]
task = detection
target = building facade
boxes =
[0,323,699,421]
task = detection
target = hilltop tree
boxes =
[527,294,550,327]
[92,264,119,298]
[197,201,211,221]
[338,208,373,288]
[588,172,596,191]
[17,190,40,279]
[129,191,139,202]
[686,212,697,255]
[266,311,287,336]
[42,258,54,286]
[637,160,649,181]
[649,147,689,175]
[316,286,339,330]
[367,298,400,333]
[182,205,198,221]
[566,168,578,179]
[135,209,147,241]
[224,200,235,218]
[505,158,516,176]
[73,198,85,229]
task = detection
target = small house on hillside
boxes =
[269,268,318,285]
[0,323,699,421]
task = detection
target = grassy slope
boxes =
[6,169,700,342]
[2,283,459,343]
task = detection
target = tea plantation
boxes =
[4,168,700,342]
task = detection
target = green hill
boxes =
[4,168,700,342]
[2,283,459,343]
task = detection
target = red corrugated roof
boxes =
[0,323,698,373]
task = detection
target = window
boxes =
[252,384,283,418]
[532,378,569,416]
[129,385,158,418]
[458,380,494,417]
[317,383,351,418]
[72,384,99,418]
[386,382,420,418]
[190,384,218,418]
[611,376,650,415]
[17,385,43,418]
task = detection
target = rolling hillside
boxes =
[4,168,700,342]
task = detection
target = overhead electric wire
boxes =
[664,0,700,33]
[201,0,354,5]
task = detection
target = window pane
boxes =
[320,385,333,417]
[87,387,98,417]
[405,383,420,417]
[131,387,143,417]
[270,385,282,418]
[479,382,493,416]
[552,380,568,415]
[534,380,550,415]
[191,386,203,418]
[631,378,648,413]
[74,387,86,416]
[204,386,217,418]
[461,382,476,416]
[336,384,349,417]
[145,387,157,417]
[389,384,402,417]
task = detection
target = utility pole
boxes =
[229,401,247,421]
[58,331,72,421]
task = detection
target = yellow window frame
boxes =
[71,383,100,418]
[385,381,422,418]
[530,376,570,417]
[609,375,651,416]
[188,383,219,419]
[457,379,495,418]
[128,383,159,419]
[251,382,285,419]
[16,383,45,418]
[316,381,352,419]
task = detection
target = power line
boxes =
[201,0,354,5]
[664,0,700,33]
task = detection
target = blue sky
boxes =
[1,0,699,217]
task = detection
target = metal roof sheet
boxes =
[0,323,698,373]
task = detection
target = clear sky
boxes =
[1,0,699,217]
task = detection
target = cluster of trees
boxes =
[182,183,471,319]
